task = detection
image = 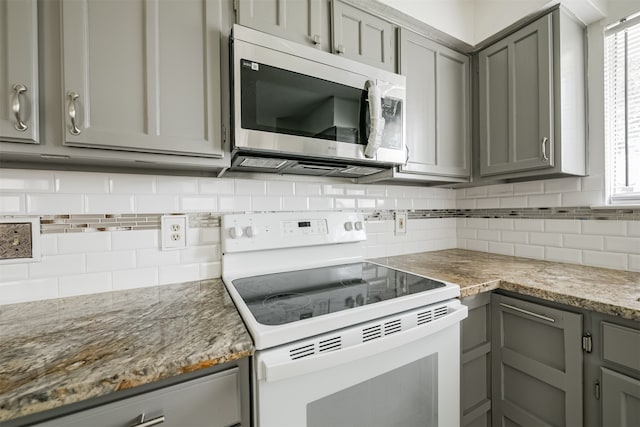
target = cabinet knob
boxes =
[336,44,345,55]
[541,137,549,162]
[67,91,81,135]
[11,84,28,132]
[131,413,165,427]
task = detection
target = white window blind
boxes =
[605,14,640,203]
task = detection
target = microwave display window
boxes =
[240,60,402,149]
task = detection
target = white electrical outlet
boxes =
[161,215,188,250]
[394,212,407,235]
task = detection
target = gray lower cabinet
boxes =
[0,0,39,144]
[398,28,470,181]
[601,368,640,427]
[491,293,583,426]
[331,0,396,72]
[477,7,586,180]
[460,293,492,427]
[235,0,330,51]
[60,0,224,158]
[35,368,243,427]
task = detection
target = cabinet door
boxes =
[61,0,223,157]
[36,368,242,427]
[602,368,640,426]
[479,14,553,176]
[236,0,327,50]
[491,294,583,426]
[331,1,395,72]
[0,0,38,144]
[398,29,469,178]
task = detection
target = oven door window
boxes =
[306,355,437,427]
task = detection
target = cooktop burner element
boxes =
[232,262,447,326]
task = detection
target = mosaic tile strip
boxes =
[448,207,640,221]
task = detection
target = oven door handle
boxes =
[259,303,467,383]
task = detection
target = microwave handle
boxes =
[364,80,384,158]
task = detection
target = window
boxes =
[605,13,640,204]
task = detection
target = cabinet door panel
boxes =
[61,0,222,157]
[332,1,395,72]
[491,294,583,427]
[480,14,553,176]
[237,0,324,49]
[602,368,640,427]
[399,29,469,178]
[0,0,39,144]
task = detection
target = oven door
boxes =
[253,300,467,427]
[232,32,405,165]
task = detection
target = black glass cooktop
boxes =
[231,262,447,326]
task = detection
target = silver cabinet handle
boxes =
[336,44,345,54]
[131,413,165,427]
[67,91,81,135]
[312,34,321,46]
[541,137,549,161]
[11,84,28,132]
[500,302,555,323]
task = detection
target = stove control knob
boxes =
[345,296,355,308]
[344,221,353,231]
[245,225,258,237]
[229,226,244,239]
[355,294,365,306]
[354,221,364,231]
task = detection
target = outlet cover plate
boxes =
[161,215,188,251]
[394,211,407,235]
[0,217,41,264]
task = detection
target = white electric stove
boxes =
[221,211,467,427]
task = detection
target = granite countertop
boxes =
[0,279,254,423]
[374,249,640,321]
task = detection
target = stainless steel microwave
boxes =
[230,25,406,177]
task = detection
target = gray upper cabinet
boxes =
[60,0,223,158]
[235,0,329,51]
[491,293,583,426]
[331,0,396,72]
[479,14,552,176]
[0,0,39,144]
[477,7,586,180]
[399,28,470,180]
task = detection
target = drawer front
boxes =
[603,322,640,372]
[37,368,241,427]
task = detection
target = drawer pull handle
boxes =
[500,302,555,323]
[131,413,165,427]
[67,90,81,135]
[541,137,549,161]
[11,83,28,132]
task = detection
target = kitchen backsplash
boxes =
[1,168,638,305]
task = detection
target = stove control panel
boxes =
[221,212,366,253]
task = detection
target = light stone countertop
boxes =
[373,249,640,321]
[0,279,254,423]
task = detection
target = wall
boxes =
[0,168,457,305]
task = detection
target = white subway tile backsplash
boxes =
[514,219,545,232]
[282,197,309,211]
[86,251,135,273]
[501,231,528,244]
[0,278,58,305]
[499,196,528,208]
[322,184,345,196]
[134,195,178,213]
[267,181,295,196]
[583,251,628,270]
[457,228,478,239]
[376,198,396,209]
[580,174,604,192]
[456,199,477,209]
[84,195,134,214]
[478,229,500,241]
[40,235,58,256]
[199,261,221,279]
[365,244,387,259]
[582,220,627,236]
[251,196,282,211]
[514,244,544,260]
[489,218,514,230]
[0,194,25,214]
[467,218,489,229]
[487,184,514,196]
[27,194,83,214]
[628,222,640,237]
[428,199,455,209]
[467,240,489,252]
[344,186,366,196]
[629,255,640,272]
[58,232,111,254]
[476,198,500,209]
[530,232,563,247]
[528,194,561,207]
[218,196,252,212]
[488,242,514,256]
[545,219,581,234]
[29,254,85,278]
[544,177,580,193]
[562,234,604,250]
[157,176,198,194]
[112,230,159,250]
[137,248,180,267]
[235,179,266,195]
[604,237,640,254]
[0,169,54,192]
[413,199,430,209]
[396,198,414,210]
[180,245,218,264]
[365,220,394,233]
[55,172,109,193]
[545,247,582,264]
[386,186,405,197]
[356,198,376,209]
[59,272,112,297]
[294,182,322,196]
[159,264,200,285]
[309,197,333,210]
[112,268,159,290]
[109,174,156,194]
[464,186,488,198]
[365,185,386,197]
[561,191,603,207]
[0,264,29,282]
[334,198,355,209]
[513,181,544,195]
[199,178,234,195]
[180,196,217,212]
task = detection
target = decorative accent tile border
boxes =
[3,206,639,235]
